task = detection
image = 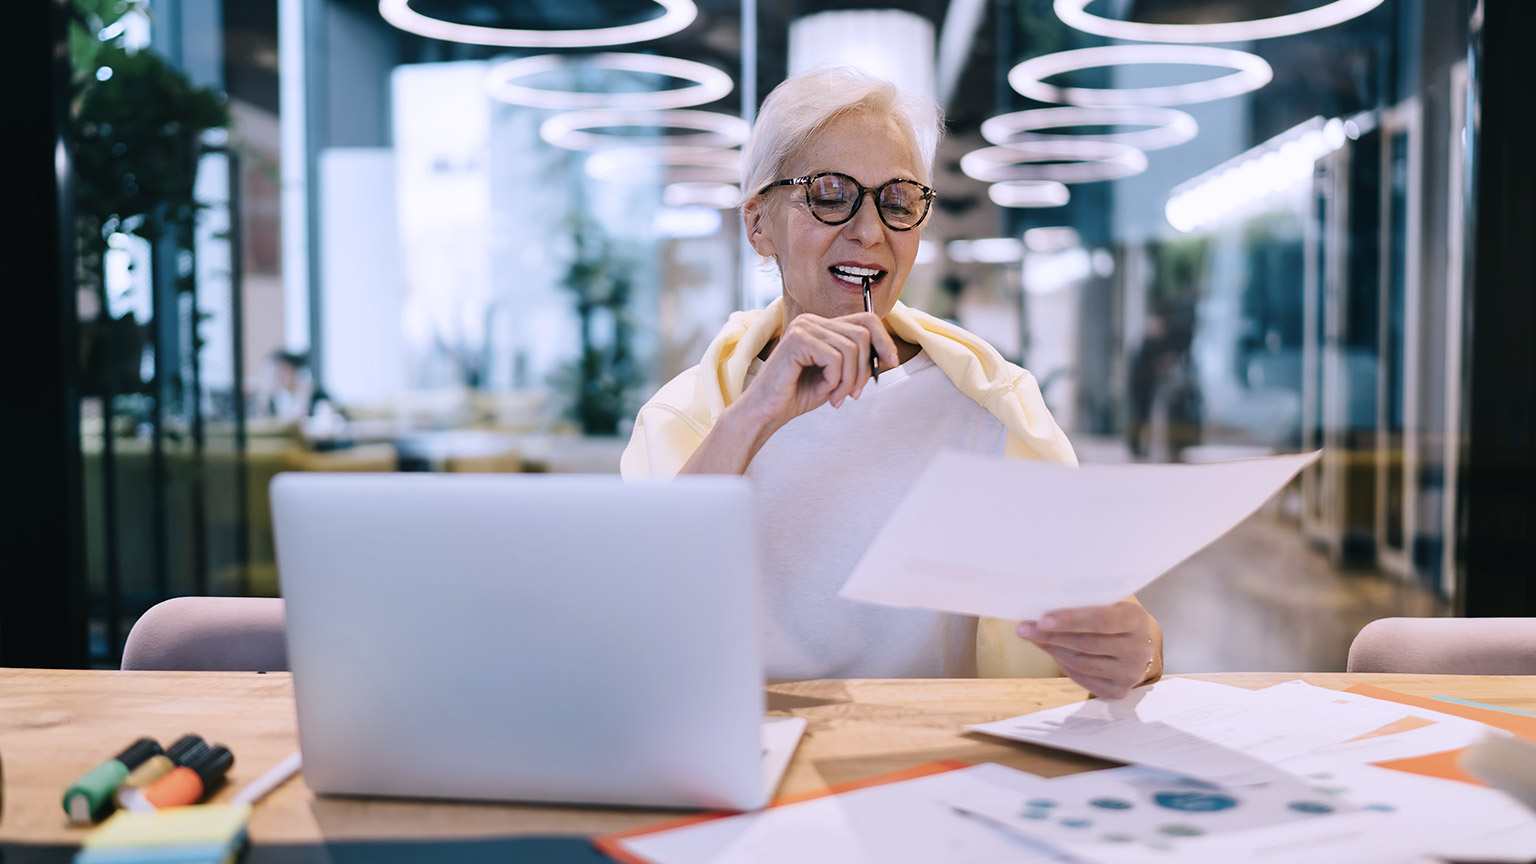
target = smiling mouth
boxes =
[829,265,886,286]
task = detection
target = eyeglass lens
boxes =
[806,174,928,229]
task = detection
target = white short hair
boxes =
[740,66,944,207]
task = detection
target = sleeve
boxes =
[619,366,710,480]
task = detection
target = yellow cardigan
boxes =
[620,298,1077,678]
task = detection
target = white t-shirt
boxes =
[743,350,1008,678]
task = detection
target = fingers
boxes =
[1018,627,1142,657]
[1032,642,1145,701]
[1026,601,1146,636]
[1018,600,1158,701]
[760,311,899,419]
[797,319,866,406]
[850,311,900,371]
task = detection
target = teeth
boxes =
[833,265,880,277]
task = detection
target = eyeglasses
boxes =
[758,172,937,231]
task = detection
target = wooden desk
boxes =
[4,670,1535,851]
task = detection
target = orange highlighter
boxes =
[122,745,234,811]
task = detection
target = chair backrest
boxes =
[121,597,288,671]
[1347,617,1536,675]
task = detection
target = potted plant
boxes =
[68,0,229,401]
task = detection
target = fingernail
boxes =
[1016,622,1038,639]
[1039,614,1058,630]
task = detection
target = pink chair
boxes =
[121,597,288,671]
[1347,617,1536,674]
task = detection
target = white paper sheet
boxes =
[761,716,808,802]
[947,762,1361,862]
[838,450,1321,620]
[608,763,1072,864]
[1256,681,1499,767]
[947,761,1536,864]
[967,678,1405,782]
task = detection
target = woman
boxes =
[621,66,1161,698]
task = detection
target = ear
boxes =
[743,197,778,258]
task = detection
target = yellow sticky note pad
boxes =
[75,803,251,864]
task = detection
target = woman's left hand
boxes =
[1015,600,1161,700]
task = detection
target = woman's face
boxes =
[746,111,926,323]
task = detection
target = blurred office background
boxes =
[7,0,1532,672]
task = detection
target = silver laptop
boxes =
[271,472,802,811]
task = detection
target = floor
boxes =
[1137,511,1450,674]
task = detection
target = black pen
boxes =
[862,276,880,382]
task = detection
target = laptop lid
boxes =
[271,472,770,811]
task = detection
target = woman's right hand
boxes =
[735,311,901,430]
[679,311,900,475]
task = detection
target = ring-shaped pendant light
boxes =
[379,0,698,47]
[663,182,743,208]
[540,109,750,151]
[485,54,734,111]
[1009,45,1272,106]
[981,106,1198,152]
[988,180,1072,208]
[961,141,1148,184]
[585,146,743,185]
[1054,0,1386,43]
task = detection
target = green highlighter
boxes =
[64,737,163,825]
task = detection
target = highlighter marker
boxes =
[63,737,163,824]
[116,735,208,808]
[128,745,234,811]
[861,275,880,382]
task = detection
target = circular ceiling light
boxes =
[961,141,1148,184]
[540,109,750,151]
[1055,0,1385,43]
[663,182,742,208]
[988,180,1071,208]
[585,146,742,184]
[379,0,698,48]
[485,54,734,111]
[1009,45,1272,106]
[981,106,1198,152]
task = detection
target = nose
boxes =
[841,191,886,246]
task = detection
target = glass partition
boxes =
[65,0,1474,667]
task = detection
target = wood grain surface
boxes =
[3,669,1533,846]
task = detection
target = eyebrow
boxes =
[801,171,923,184]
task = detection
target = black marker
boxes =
[862,275,880,382]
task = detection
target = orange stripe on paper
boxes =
[592,759,973,863]
[1373,749,1484,786]
[1345,683,1536,739]
[1344,683,1536,786]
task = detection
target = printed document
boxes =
[839,450,1320,620]
[966,678,1406,782]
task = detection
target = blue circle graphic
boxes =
[1159,824,1204,837]
[1026,798,1058,809]
[1059,817,1092,828]
[1365,803,1396,813]
[1091,797,1134,810]
[1152,791,1239,812]
[1288,801,1334,814]
[1020,809,1050,820]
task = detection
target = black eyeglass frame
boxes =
[757,172,938,231]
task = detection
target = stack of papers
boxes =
[966,678,1490,782]
[599,679,1536,864]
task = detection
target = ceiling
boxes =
[221,0,1400,243]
